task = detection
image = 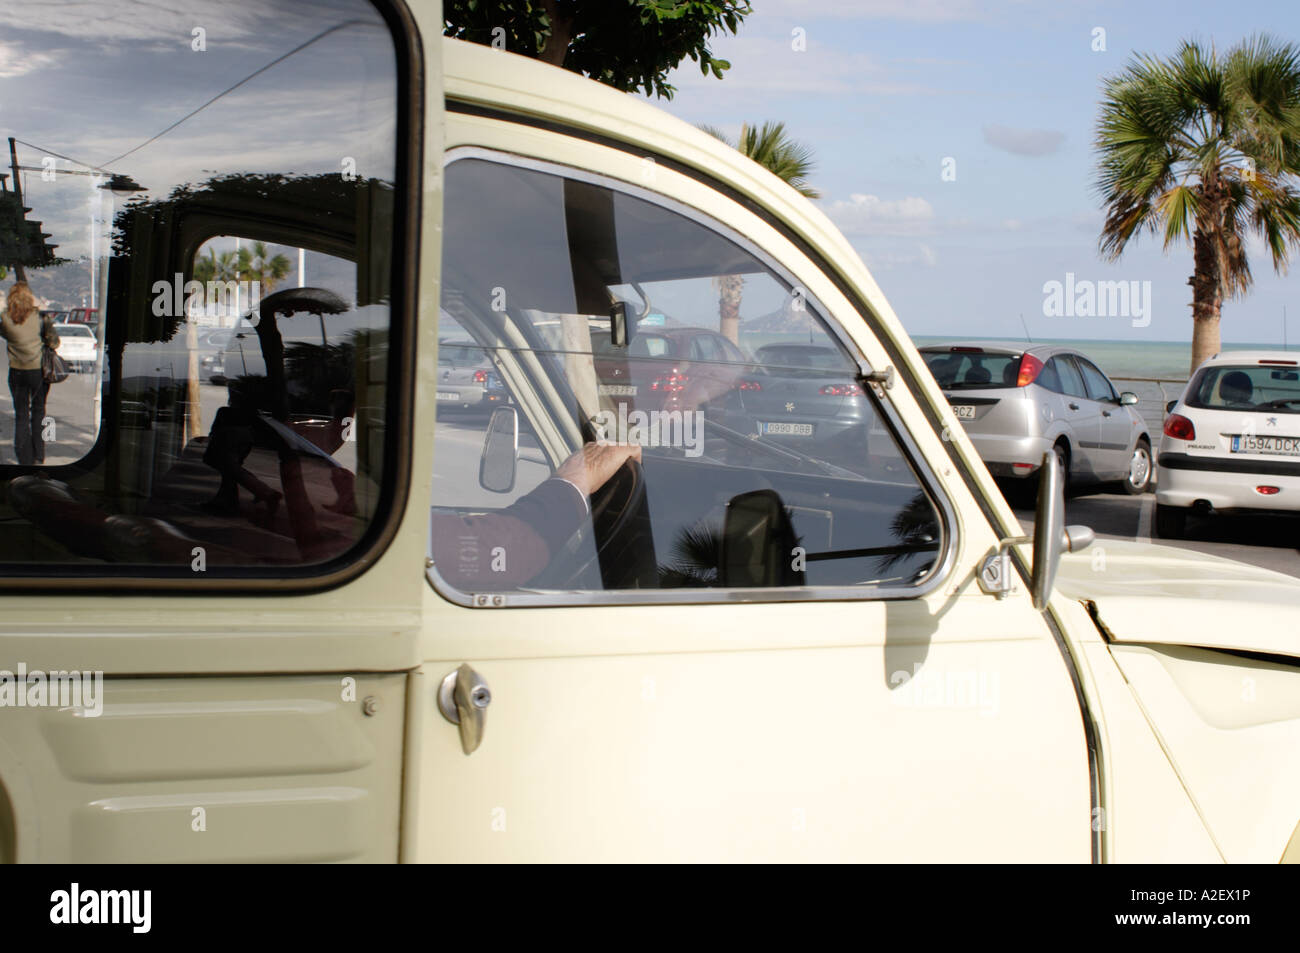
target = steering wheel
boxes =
[528,457,655,589]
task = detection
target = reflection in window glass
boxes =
[432,158,943,599]
[0,0,400,574]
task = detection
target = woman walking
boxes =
[1,282,59,465]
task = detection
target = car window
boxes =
[431,156,946,600]
[1076,359,1116,402]
[55,325,95,339]
[0,0,402,578]
[1188,364,1300,413]
[920,349,1020,389]
[1050,357,1088,399]
[1035,358,1063,393]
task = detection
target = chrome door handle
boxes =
[438,663,492,755]
[1068,402,1080,410]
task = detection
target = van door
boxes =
[415,123,1091,862]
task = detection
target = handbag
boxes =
[42,345,70,384]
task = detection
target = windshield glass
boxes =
[1187,364,1300,413]
[921,348,1022,389]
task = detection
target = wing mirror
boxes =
[719,489,806,588]
[981,450,1093,609]
[1119,391,1139,406]
[1166,399,1178,414]
[478,406,519,493]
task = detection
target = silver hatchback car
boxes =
[919,342,1153,494]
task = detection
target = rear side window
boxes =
[0,0,404,579]
[921,350,1021,389]
[1049,357,1088,399]
[1076,359,1116,402]
[1188,364,1300,413]
[430,155,947,602]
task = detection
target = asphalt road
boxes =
[1007,481,1300,580]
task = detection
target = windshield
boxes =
[55,325,95,338]
[921,348,1022,389]
[1187,364,1300,413]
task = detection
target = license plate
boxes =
[760,422,814,436]
[436,391,460,401]
[598,384,637,397]
[952,405,976,419]
[1231,434,1300,456]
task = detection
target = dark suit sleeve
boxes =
[431,479,588,588]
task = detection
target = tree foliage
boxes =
[444,0,752,99]
[1095,34,1300,370]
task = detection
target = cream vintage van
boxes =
[1,0,1299,864]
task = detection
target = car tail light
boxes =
[1012,462,1035,475]
[651,370,688,394]
[818,383,859,396]
[1257,485,1281,495]
[1259,359,1297,365]
[473,369,488,383]
[738,379,762,391]
[1015,353,1044,387]
[1163,413,1195,441]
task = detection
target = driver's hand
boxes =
[555,442,642,497]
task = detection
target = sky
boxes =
[652,0,1300,345]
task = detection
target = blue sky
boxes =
[655,0,1300,345]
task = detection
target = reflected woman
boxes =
[0,282,59,465]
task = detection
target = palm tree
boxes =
[192,247,239,287]
[701,121,820,344]
[236,240,292,298]
[1096,35,1300,372]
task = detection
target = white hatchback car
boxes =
[51,322,98,373]
[1157,350,1300,537]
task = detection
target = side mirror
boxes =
[1165,399,1178,414]
[1030,449,1094,610]
[478,406,519,493]
[719,489,805,588]
[1119,391,1139,406]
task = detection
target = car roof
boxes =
[918,340,1027,356]
[1200,350,1300,367]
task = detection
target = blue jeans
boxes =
[9,367,48,465]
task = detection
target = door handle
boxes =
[1068,402,1080,410]
[1102,410,1112,417]
[437,663,492,755]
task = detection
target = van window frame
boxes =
[0,0,423,593]
[427,147,959,608]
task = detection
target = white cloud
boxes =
[0,41,58,77]
[982,124,1066,157]
[823,193,936,236]
[859,243,939,269]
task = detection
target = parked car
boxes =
[436,338,507,414]
[65,306,98,327]
[11,7,1300,866]
[51,322,98,372]
[919,342,1153,495]
[1156,350,1300,537]
[591,325,749,415]
[198,328,237,381]
[729,342,870,464]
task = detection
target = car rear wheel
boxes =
[1154,502,1187,539]
[1123,439,1152,495]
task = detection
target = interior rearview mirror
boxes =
[478,406,519,493]
[609,300,632,349]
[1119,391,1138,406]
[719,489,805,588]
